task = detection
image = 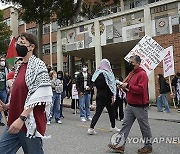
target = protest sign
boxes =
[72,84,79,99]
[124,35,168,75]
[163,46,175,78]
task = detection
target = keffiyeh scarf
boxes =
[13,55,53,138]
[92,59,116,99]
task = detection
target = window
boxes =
[18,19,24,26]
[52,43,57,53]
[43,24,50,34]
[26,28,37,36]
[3,18,10,26]
[52,22,58,32]
[43,44,50,54]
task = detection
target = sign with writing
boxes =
[163,46,175,78]
[124,35,168,75]
[72,84,79,99]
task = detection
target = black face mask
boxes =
[16,44,29,57]
[128,63,135,70]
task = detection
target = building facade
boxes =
[2,0,180,102]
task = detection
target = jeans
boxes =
[157,94,170,112]
[0,127,44,154]
[50,91,60,121]
[0,89,8,122]
[60,91,65,117]
[79,93,91,118]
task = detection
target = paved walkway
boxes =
[63,98,180,122]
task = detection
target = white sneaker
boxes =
[110,126,120,132]
[57,120,62,124]
[87,128,97,135]
[47,121,51,125]
[81,117,86,122]
[87,116,92,121]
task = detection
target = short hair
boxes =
[17,33,38,56]
[82,63,88,67]
[130,55,141,64]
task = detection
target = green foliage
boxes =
[0,10,11,55]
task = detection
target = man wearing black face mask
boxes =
[0,56,9,126]
[0,33,52,154]
[108,55,152,154]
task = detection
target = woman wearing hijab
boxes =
[87,59,120,135]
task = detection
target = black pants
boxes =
[114,97,124,120]
[90,94,115,129]
[66,86,72,98]
[71,99,79,109]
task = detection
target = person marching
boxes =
[87,59,120,135]
[108,55,152,154]
[0,33,52,154]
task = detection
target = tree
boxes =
[1,0,56,59]
[0,10,11,55]
[0,0,119,59]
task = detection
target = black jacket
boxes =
[76,72,92,94]
[159,78,170,94]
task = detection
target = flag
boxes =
[6,37,18,66]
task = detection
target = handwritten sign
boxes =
[72,84,79,99]
[124,35,168,75]
[163,46,175,78]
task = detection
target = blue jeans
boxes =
[50,91,60,121]
[0,90,8,122]
[0,127,44,154]
[157,94,170,112]
[79,93,91,118]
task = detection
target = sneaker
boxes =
[163,110,170,113]
[57,120,62,124]
[110,126,120,132]
[87,116,92,121]
[108,143,125,153]
[81,117,86,122]
[138,146,152,154]
[87,128,97,135]
[47,121,51,125]
[177,109,180,113]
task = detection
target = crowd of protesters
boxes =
[0,32,179,154]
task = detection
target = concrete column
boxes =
[49,22,53,67]
[57,29,63,71]
[120,0,124,11]
[144,6,156,102]
[94,20,102,69]
[120,57,126,79]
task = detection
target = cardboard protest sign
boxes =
[163,46,175,78]
[124,35,168,75]
[72,84,79,99]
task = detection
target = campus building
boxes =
[2,0,180,101]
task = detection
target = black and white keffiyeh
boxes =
[13,55,53,138]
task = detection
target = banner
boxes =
[163,46,175,78]
[72,84,79,99]
[124,35,168,76]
